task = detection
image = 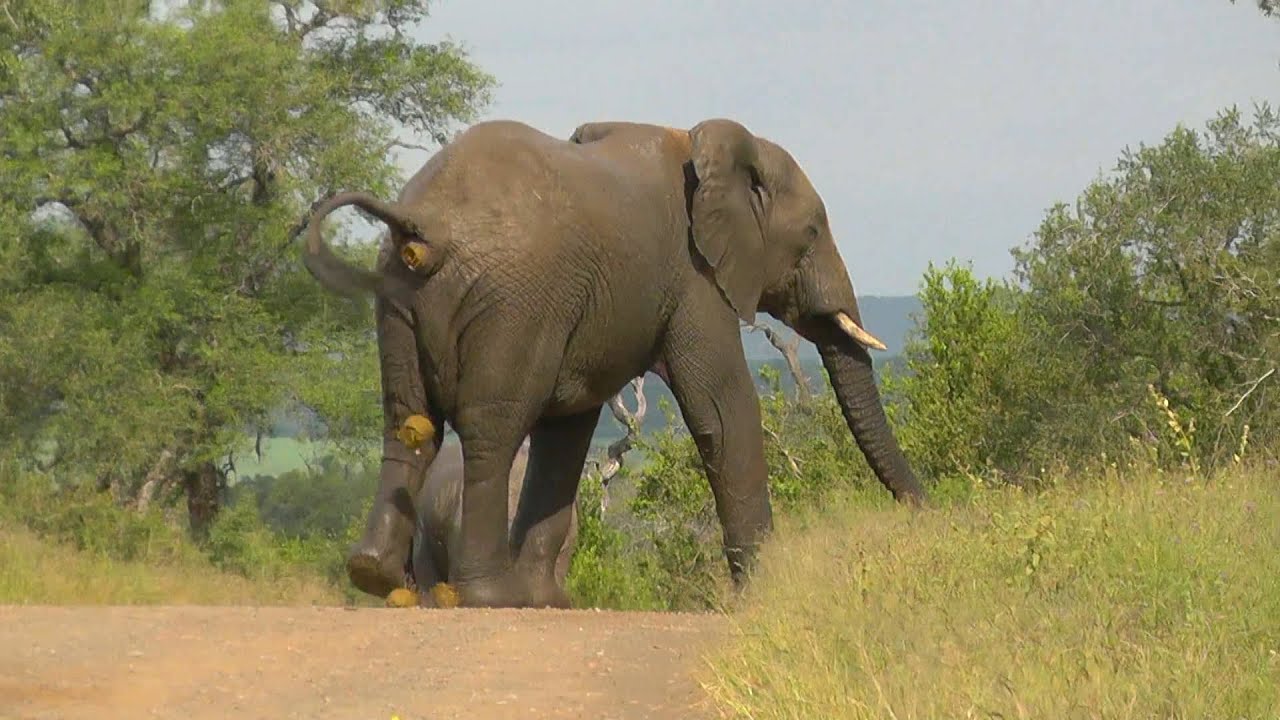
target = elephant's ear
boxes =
[688,119,767,323]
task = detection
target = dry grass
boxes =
[0,524,344,606]
[701,467,1280,719]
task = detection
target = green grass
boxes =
[0,523,344,605]
[700,466,1280,719]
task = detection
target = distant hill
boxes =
[588,352,906,448]
[738,295,921,360]
[593,295,920,446]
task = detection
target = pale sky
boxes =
[400,1,1278,296]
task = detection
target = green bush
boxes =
[565,471,665,610]
[0,457,369,603]
[0,470,195,565]
[569,372,900,612]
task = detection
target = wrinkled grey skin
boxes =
[302,118,927,609]
[411,438,577,592]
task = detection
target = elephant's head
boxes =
[686,118,927,504]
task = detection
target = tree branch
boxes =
[593,376,647,512]
[382,139,435,154]
[747,322,811,404]
[1225,367,1275,416]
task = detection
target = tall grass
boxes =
[701,466,1280,719]
[0,524,343,605]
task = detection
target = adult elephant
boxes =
[302,117,927,608]
[410,438,578,601]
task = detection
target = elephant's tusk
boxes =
[834,312,887,351]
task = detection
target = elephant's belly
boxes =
[543,379,625,417]
[545,359,651,418]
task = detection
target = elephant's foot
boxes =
[522,576,572,609]
[454,572,532,609]
[346,546,409,598]
[454,571,569,609]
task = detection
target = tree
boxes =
[0,1,493,536]
[1231,0,1280,17]
[882,106,1280,482]
[1013,106,1280,469]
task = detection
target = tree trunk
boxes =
[134,448,176,514]
[182,461,224,540]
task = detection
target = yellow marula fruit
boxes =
[430,583,461,609]
[400,241,429,269]
[397,414,435,449]
[385,587,418,608]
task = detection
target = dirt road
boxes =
[0,606,727,720]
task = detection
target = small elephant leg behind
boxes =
[510,407,601,608]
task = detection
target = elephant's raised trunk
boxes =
[301,191,435,299]
[816,322,926,505]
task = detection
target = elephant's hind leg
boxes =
[510,407,602,608]
[347,295,444,598]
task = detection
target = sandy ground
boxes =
[0,606,727,720]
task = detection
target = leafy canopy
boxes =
[0,1,493,509]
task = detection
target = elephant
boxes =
[302,117,928,609]
[410,437,578,599]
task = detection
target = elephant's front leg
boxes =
[347,298,444,598]
[662,312,775,585]
[510,407,601,608]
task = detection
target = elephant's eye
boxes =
[805,224,819,241]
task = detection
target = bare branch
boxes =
[764,425,802,476]
[594,376,648,512]
[1225,367,1275,417]
[747,322,811,404]
[1,1,17,31]
[382,139,436,154]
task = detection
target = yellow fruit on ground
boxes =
[430,583,461,609]
[385,587,418,608]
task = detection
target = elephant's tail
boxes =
[301,191,433,299]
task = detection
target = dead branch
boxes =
[590,376,647,512]
[1225,367,1275,417]
[382,139,436,154]
[747,322,811,404]
[763,425,802,476]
